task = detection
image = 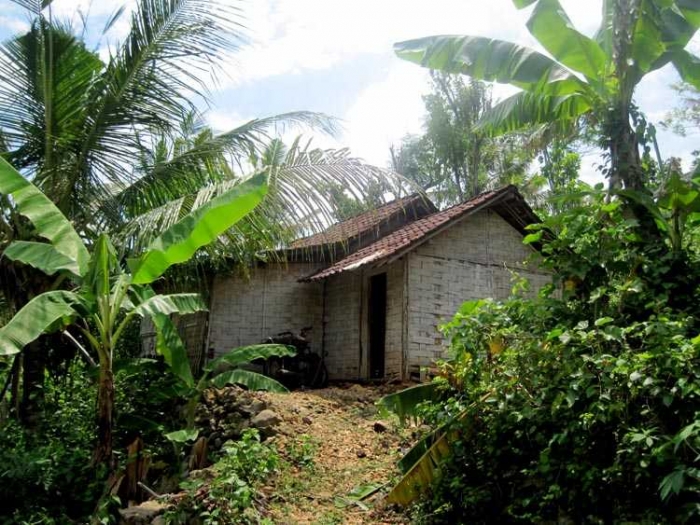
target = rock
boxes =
[249,399,267,414]
[251,409,281,429]
[119,500,169,525]
[302,415,313,425]
[356,449,367,459]
[239,399,267,417]
[202,390,216,405]
[150,517,166,525]
[373,421,388,433]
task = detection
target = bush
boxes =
[0,369,105,523]
[165,428,279,525]
[408,195,700,523]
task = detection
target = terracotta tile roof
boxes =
[289,194,435,249]
[302,186,530,282]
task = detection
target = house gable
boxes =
[302,185,537,282]
[405,209,551,377]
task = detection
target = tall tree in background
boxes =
[664,82,700,137]
[394,0,700,202]
[0,0,403,424]
[391,72,533,207]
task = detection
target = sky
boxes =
[1,0,698,186]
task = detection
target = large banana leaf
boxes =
[210,368,289,393]
[377,383,440,424]
[385,391,491,506]
[130,293,207,319]
[387,423,455,506]
[394,35,586,96]
[0,291,80,355]
[678,0,700,27]
[205,344,296,372]
[526,0,607,81]
[476,91,590,135]
[3,241,81,277]
[151,313,194,388]
[0,158,89,276]
[671,49,700,91]
[84,234,119,298]
[397,426,445,474]
[129,172,268,284]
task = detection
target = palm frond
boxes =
[72,0,247,216]
[8,0,53,14]
[114,139,412,262]
[95,111,339,230]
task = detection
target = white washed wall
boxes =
[323,271,362,379]
[207,263,324,357]
[406,209,551,373]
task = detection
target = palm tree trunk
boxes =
[93,358,114,467]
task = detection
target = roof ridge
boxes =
[322,192,425,224]
[290,192,435,249]
[302,185,529,281]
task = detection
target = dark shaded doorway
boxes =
[368,273,387,379]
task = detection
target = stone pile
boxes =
[194,386,281,450]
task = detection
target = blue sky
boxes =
[1,0,698,185]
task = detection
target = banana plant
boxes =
[378,385,491,506]
[0,157,267,465]
[617,171,700,254]
[394,0,700,195]
[180,343,297,431]
[163,343,295,470]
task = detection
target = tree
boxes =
[0,0,404,421]
[663,81,700,136]
[391,73,534,207]
[394,0,700,198]
[0,157,273,465]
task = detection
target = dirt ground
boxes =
[258,383,413,525]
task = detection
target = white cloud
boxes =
[225,0,536,86]
[341,61,430,167]
[220,0,606,171]
[0,15,29,33]
[207,110,248,134]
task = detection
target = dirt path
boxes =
[259,383,411,525]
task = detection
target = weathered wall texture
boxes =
[406,209,551,373]
[141,311,209,372]
[207,263,324,357]
[323,271,362,379]
[383,260,405,380]
[314,260,404,381]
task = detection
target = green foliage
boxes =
[389,192,700,522]
[285,434,318,470]
[176,344,292,430]
[0,156,266,463]
[394,0,700,194]
[391,73,535,207]
[0,368,105,523]
[165,429,279,525]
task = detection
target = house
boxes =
[202,185,552,381]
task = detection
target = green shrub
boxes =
[0,371,105,523]
[407,194,700,523]
[165,428,279,525]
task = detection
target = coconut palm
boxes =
[0,0,405,419]
[394,0,700,194]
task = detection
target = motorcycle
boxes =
[262,327,328,389]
